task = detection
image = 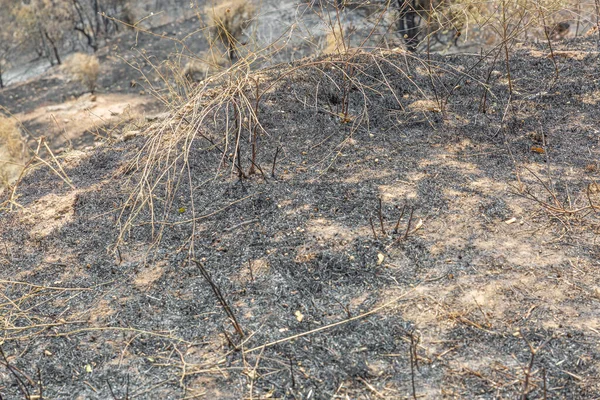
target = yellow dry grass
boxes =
[0,116,25,187]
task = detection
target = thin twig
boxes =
[539,6,559,81]
[0,346,31,399]
[377,198,386,235]
[249,77,261,176]
[393,204,406,234]
[107,379,118,400]
[404,207,415,240]
[244,286,418,354]
[520,331,553,400]
[271,145,281,178]
[542,366,547,400]
[369,217,378,240]
[223,219,259,232]
[409,333,417,400]
[192,259,244,338]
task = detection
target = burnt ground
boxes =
[0,14,210,115]
[0,35,599,399]
[0,14,209,151]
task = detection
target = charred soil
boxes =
[1,36,599,399]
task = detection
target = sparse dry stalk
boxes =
[232,97,245,179]
[425,0,442,112]
[0,346,31,399]
[249,77,260,175]
[519,332,552,400]
[479,47,502,113]
[537,2,559,80]
[369,216,378,239]
[409,332,418,400]
[393,204,406,233]
[501,0,513,95]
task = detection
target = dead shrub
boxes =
[66,53,100,94]
[0,116,25,187]
[205,0,256,62]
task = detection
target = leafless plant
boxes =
[518,330,553,400]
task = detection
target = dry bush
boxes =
[0,116,25,187]
[205,0,256,61]
[65,53,100,94]
[116,0,595,251]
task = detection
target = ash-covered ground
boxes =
[1,34,599,399]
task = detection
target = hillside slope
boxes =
[0,36,599,399]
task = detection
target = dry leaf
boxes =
[412,219,423,232]
[294,310,304,322]
[585,163,597,173]
[531,146,545,154]
[338,113,354,124]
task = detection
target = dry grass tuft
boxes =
[205,0,256,61]
[65,53,100,94]
[0,116,25,188]
[322,25,348,55]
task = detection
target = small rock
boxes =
[145,112,169,122]
[122,130,141,141]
